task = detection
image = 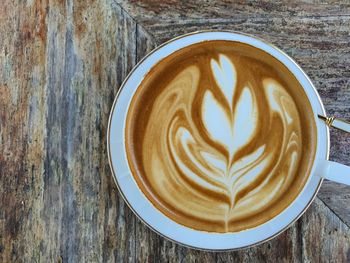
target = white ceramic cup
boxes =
[107,31,350,251]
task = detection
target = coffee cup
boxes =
[108,31,350,250]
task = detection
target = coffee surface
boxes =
[125,40,316,232]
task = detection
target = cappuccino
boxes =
[125,41,316,232]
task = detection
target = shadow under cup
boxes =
[124,40,318,233]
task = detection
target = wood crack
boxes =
[111,0,157,41]
[316,196,350,229]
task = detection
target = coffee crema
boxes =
[125,41,316,232]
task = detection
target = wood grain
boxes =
[43,1,140,262]
[1,1,350,262]
[1,0,138,261]
[115,0,350,23]
[1,0,48,261]
[318,180,350,227]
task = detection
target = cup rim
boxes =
[107,30,330,251]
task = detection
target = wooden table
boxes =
[1,1,350,262]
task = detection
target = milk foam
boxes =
[126,42,312,232]
[141,54,301,229]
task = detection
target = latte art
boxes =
[126,41,316,232]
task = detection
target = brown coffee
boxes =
[125,40,317,232]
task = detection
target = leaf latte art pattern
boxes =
[126,43,314,233]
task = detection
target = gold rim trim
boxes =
[106,30,330,251]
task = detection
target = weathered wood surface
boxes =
[1,1,350,262]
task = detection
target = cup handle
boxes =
[318,115,350,185]
[320,161,350,186]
